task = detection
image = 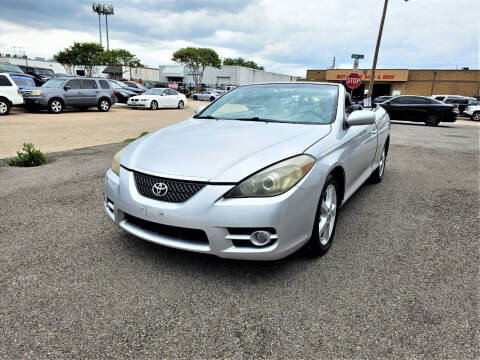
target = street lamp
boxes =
[367,0,409,103]
[92,3,114,50]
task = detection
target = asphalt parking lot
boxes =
[0,121,478,358]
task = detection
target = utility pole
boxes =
[331,56,336,69]
[105,14,109,50]
[98,13,102,46]
[367,0,409,103]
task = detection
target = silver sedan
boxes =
[104,82,390,260]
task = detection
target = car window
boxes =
[81,79,98,89]
[0,75,12,86]
[161,90,170,96]
[0,63,24,73]
[66,79,81,89]
[10,75,36,88]
[468,99,479,105]
[434,96,445,101]
[168,89,178,95]
[35,68,55,76]
[99,80,110,89]
[390,97,409,104]
[198,83,338,124]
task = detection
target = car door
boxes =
[404,96,430,121]
[80,79,99,106]
[63,79,82,106]
[347,111,378,185]
[381,97,405,120]
[167,89,179,107]
[158,89,170,107]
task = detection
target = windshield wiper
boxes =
[233,117,283,123]
[194,115,217,119]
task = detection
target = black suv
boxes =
[21,77,116,113]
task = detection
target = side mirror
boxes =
[64,86,71,91]
[347,110,375,126]
[195,106,206,114]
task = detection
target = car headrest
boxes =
[345,93,352,106]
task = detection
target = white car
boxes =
[127,88,187,110]
[464,105,480,121]
[192,90,221,102]
[0,72,24,115]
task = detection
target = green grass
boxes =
[124,131,150,143]
[9,143,48,167]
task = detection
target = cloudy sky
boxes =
[0,0,478,76]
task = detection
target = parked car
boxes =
[109,80,136,103]
[127,88,187,110]
[110,80,144,94]
[21,77,116,113]
[374,95,393,104]
[5,73,37,89]
[192,90,221,101]
[123,81,147,92]
[463,104,480,121]
[444,97,479,115]
[379,95,458,126]
[18,65,55,83]
[0,62,24,74]
[0,72,24,115]
[431,94,463,103]
[104,82,390,260]
[224,85,237,92]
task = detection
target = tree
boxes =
[52,49,76,74]
[223,57,264,70]
[52,42,104,76]
[172,47,221,91]
[96,49,141,79]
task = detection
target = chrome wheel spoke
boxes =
[318,184,337,247]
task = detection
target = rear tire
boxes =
[97,98,111,112]
[306,175,340,258]
[369,146,386,183]
[472,111,480,121]
[150,100,158,110]
[425,113,439,126]
[0,98,11,115]
[210,96,215,102]
[48,98,64,114]
[178,100,184,109]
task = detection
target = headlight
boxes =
[225,155,315,198]
[111,147,126,176]
[31,90,43,96]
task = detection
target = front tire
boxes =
[150,100,158,110]
[97,98,111,112]
[178,100,184,109]
[192,95,198,101]
[306,175,339,257]
[48,98,64,114]
[425,113,440,126]
[0,98,10,115]
[472,111,480,121]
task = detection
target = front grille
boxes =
[133,171,206,203]
[21,90,32,96]
[124,213,209,245]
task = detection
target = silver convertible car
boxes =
[104,83,390,260]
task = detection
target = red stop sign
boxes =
[345,73,362,89]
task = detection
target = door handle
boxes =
[371,129,378,136]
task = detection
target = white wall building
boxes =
[158,65,298,87]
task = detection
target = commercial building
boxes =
[158,65,299,88]
[305,68,480,100]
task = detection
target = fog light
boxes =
[250,230,272,246]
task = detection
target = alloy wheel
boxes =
[318,184,337,246]
[473,112,480,121]
[379,149,386,177]
[51,101,62,113]
[178,101,184,109]
[101,100,109,111]
[0,102,7,114]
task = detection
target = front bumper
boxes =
[103,167,319,260]
[127,100,148,107]
[23,96,49,107]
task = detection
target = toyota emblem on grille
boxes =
[152,182,168,197]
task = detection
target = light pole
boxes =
[92,3,114,50]
[367,0,409,103]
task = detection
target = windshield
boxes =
[41,78,66,88]
[109,81,122,89]
[0,63,24,73]
[10,75,35,89]
[36,68,54,76]
[197,83,338,124]
[144,89,163,95]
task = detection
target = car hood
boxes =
[122,118,331,183]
